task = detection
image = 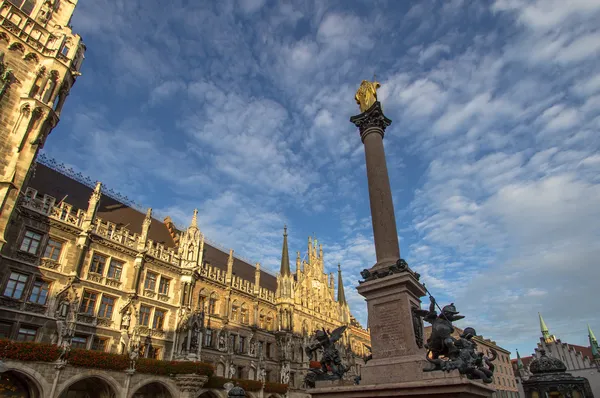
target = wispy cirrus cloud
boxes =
[41,0,600,356]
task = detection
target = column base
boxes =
[311,373,496,398]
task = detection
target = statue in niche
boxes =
[229,363,236,378]
[121,309,131,330]
[258,368,266,383]
[218,330,227,352]
[119,330,129,355]
[280,362,291,384]
[354,79,381,113]
[249,337,257,357]
[129,343,140,370]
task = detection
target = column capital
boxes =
[350,101,392,142]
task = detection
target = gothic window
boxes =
[153,309,166,330]
[28,279,50,305]
[19,230,42,255]
[229,335,236,350]
[0,322,12,339]
[71,335,87,349]
[266,312,274,331]
[16,326,37,342]
[144,271,158,291]
[92,336,108,352]
[239,336,246,353]
[139,305,152,327]
[98,295,115,319]
[89,253,107,275]
[205,329,213,347]
[79,290,98,315]
[241,303,248,324]
[8,0,36,16]
[43,238,63,261]
[197,292,206,311]
[29,67,46,99]
[106,259,123,280]
[231,300,239,322]
[3,272,29,299]
[208,292,218,315]
[151,347,161,360]
[158,277,170,295]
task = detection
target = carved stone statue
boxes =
[229,363,236,378]
[218,331,227,352]
[58,338,71,363]
[129,344,140,370]
[258,368,266,383]
[249,337,257,357]
[280,362,291,384]
[355,79,381,113]
[119,330,129,354]
[121,309,131,330]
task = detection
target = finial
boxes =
[191,209,198,228]
[338,263,341,271]
[283,224,287,236]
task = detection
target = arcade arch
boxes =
[58,375,118,398]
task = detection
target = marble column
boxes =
[350,102,399,273]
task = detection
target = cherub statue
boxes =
[355,79,381,113]
[418,296,464,359]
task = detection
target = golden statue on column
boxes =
[354,79,381,113]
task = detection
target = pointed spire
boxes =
[296,251,301,274]
[280,225,291,276]
[226,249,234,284]
[337,264,347,306]
[516,349,524,369]
[589,324,599,358]
[191,208,198,228]
[539,312,550,339]
[139,208,152,248]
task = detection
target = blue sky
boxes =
[43,0,600,358]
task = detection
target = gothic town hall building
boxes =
[0,1,371,396]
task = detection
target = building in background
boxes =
[511,313,600,397]
[0,0,85,251]
[0,156,370,396]
[424,326,520,398]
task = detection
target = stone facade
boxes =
[0,0,85,252]
[0,157,370,396]
[424,326,520,398]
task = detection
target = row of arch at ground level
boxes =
[1,365,287,398]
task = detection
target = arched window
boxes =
[208,292,218,315]
[240,303,248,324]
[266,312,274,331]
[231,300,239,322]
[8,0,37,16]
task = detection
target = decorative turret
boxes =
[82,181,101,230]
[280,225,291,277]
[296,251,301,275]
[589,324,599,359]
[539,313,557,343]
[179,209,202,268]
[516,349,524,370]
[138,208,152,251]
[254,263,261,295]
[337,264,347,306]
[226,249,234,284]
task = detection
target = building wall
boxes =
[0,167,370,392]
[0,0,84,250]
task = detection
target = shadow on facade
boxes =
[1,370,42,398]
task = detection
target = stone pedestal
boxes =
[357,272,426,385]
[311,374,496,398]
